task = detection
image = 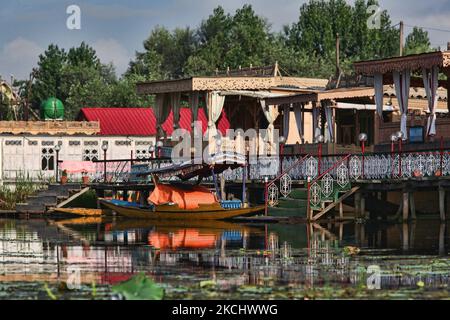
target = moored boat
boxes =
[100,198,264,220]
[100,155,264,220]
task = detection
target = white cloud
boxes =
[92,38,131,76]
[0,37,43,80]
[83,3,159,20]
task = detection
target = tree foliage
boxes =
[20,1,433,120]
[405,27,432,55]
[30,42,151,120]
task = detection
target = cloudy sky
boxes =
[1,0,450,80]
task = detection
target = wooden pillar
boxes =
[402,223,409,251]
[339,202,344,220]
[439,222,446,256]
[354,192,361,218]
[446,44,450,114]
[360,196,366,219]
[439,187,446,221]
[402,192,409,221]
[409,192,416,220]
[220,174,226,200]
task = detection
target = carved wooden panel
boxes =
[354,51,450,75]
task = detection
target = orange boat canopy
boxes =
[148,184,217,210]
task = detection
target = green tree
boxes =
[31,43,151,120]
[127,26,196,80]
[405,27,432,55]
[283,0,399,75]
[31,44,67,108]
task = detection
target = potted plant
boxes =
[82,170,90,185]
[413,169,422,178]
[61,170,68,185]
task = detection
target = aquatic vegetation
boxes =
[112,273,164,300]
[0,172,45,210]
[0,218,448,300]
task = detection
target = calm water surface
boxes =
[0,217,448,300]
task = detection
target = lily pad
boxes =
[112,273,164,300]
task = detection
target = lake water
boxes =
[0,217,448,300]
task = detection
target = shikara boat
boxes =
[100,156,264,220]
[100,198,264,220]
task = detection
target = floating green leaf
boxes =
[112,273,164,300]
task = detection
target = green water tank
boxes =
[41,97,64,120]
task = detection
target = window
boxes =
[5,140,22,146]
[41,148,55,171]
[69,140,81,146]
[83,147,99,161]
[115,140,132,146]
[135,147,150,159]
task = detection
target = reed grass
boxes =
[0,172,45,210]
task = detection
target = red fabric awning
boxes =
[161,108,230,136]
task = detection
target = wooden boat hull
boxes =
[99,199,264,220]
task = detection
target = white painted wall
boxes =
[0,135,156,183]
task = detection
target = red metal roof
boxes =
[80,108,156,136]
[80,107,230,137]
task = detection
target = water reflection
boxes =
[0,218,448,299]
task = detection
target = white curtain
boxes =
[207,91,225,138]
[283,104,290,139]
[374,73,384,119]
[422,66,439,137]
[393,69,411,140]
[261,100,279,146]
[294,103,303,143]
[323,102,334,143]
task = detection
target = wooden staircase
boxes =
[308,186,360,221]
[15,183,83,214]
[269,187,308,217]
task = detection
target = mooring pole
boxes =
[212,167,221,201]
[264,177,268,216]
[398,138,403,177]
[242,163,247,206]
[440,136,444,174]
